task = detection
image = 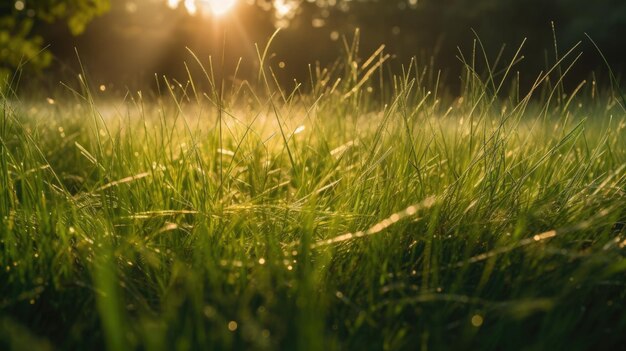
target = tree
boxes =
[0,0,110,84]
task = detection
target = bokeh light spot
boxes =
[471,314,484,327]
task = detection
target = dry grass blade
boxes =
[94,172,150,192]
[311,196,438,249]
[457,205,620,267]
[124,210,200,219]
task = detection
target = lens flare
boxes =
[167,0,237,16]
[201,0,237,16]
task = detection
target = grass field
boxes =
[1,37,626,350]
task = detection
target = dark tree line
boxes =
[1,0,624,88]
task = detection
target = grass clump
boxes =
[1,34,626,350]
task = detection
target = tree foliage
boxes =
[1,0,625,87]
[0,0,110,82]
[303,0,626,83]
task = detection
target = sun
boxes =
[200,0,237,16]
[167,0,237,16]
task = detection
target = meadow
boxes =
[1,35,625,350]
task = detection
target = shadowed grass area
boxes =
[1,34,625,350]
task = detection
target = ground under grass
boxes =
[1,42,626,350]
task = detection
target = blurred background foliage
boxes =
[1,0,625,92]
[0,0,109,82]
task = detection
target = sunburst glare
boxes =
[202,0,237,16]
[167,0,238,16]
